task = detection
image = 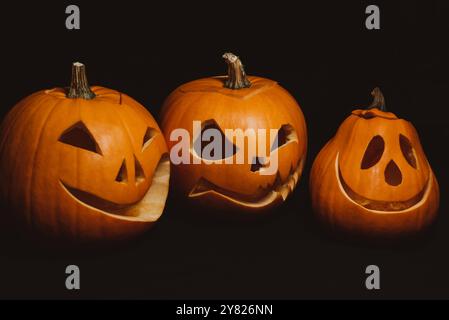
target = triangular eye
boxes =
[361,135,385,169]
[143,127,158,150]
[59,121,101,155]
[115,159,128,183]
[399,134,417,169]
[193,119,238,160]
[271,124,298,151]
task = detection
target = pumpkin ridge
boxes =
[352,111,399,121]
[261,85,306,137]
[109,102,138,186]
[3,94,51,212]
[46,86,122,104]
[178,77,277,101]
[340,116,365,157]
[164,92,206,139]
[29,98,66,232]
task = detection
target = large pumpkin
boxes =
[160,53,307,211]
[0,63,170,242]
[310,88,439,236]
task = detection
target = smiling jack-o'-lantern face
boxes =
[310,88,439,236]
[0,63,169,242]
[160,53,307,211]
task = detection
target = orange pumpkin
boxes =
[160,53,307,211]
[310,88,439,236]
[0,63,170,242]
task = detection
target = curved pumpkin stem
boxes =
[368,87,386,111]
[222,52,251,89]
[67,62,96,100]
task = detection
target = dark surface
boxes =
[0,0,448,299]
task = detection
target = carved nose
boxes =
[134,156,145,183]
[115,159,128,183]
[116,157,145,184]
[384,160,402,186]
[250,157,269,172]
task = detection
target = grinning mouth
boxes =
[188,159,303,208]
[60,155,170,220]
[335,153,430,212]
[61,182,135,214]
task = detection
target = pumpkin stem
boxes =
[222,52,251,89]
[67,62,96,100]
[368,87,386,111]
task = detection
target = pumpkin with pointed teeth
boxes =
[160,53,307,211]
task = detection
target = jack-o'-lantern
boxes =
[160,53,307,211]
[310,88,439,236]
[0,63,170,242]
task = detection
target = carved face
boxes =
[310,107,439,236]
[337,109,430,211]
[0,86,169,241]
[161,76,307,211]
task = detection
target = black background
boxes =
[0,0,448,299]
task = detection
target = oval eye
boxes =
[193,120,238,160]
[59,121,102,155]
[399,134,417,169]
[361,135,385,169]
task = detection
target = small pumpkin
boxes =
[160,53,307,211]
[310,88,439,236]
[0,63,170,242]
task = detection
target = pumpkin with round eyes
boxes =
[160,53,307,212]
[0,63,170,242]
[310,88,439,236]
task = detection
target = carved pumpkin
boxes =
[310,88,439,236]
[0,63,170,242]
[160,53,307,211]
